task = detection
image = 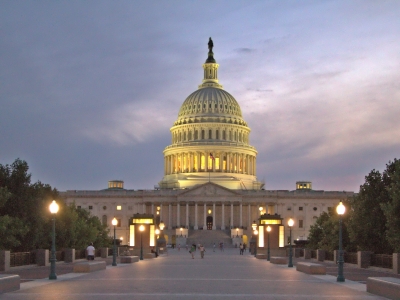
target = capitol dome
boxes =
[158,38,262,190]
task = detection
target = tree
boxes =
[0,158,109,252]
[0,159,58,251]
[307,206,353,252]
[347,169,392,253]
[0,187,29,249]
[381,159,400,252]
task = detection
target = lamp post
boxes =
[288,218,294,267]
[251,221,257,256]
[49,200,59,280]
[266,226,271,261]
[112,218,118,266]
[259,206,263,215]
[139,225,144,260]
[253,229,258,257]
[337,201,346,282]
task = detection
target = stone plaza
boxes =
[0,248,393,299]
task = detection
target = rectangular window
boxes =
[287,207,291,211]
[299,207,303,211]
[209,130,212,139]
[89,206,93,210]
[117,205,122,210]
[216,130,219,140]
[128,206,133,210]
[77,206,81,209]
[117,219,122,227]
[299,220,304,228]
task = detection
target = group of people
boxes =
[189,243,206,259]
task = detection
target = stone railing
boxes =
[299,249,400,274]
[0,248,111,271]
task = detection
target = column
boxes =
[221,203,225,230]
[248,204,251,228]
[143,203,146,213]
[203,204,207,229]
[212,152,216,172]
[212,203,216,230]
[227,152,230,172]
[239,204,242,227]
[177,203,180,227]
[230,203,234,228]
[186,203,189,228]
[151,203,154,215]
[168,204,172,229]
[190,152,194,172]
[194,203,198,230]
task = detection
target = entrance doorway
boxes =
[206,216,213,230]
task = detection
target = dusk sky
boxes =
[1,1,399,192]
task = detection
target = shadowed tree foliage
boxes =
[307,206,353,252]
[347,169,392,253]
[380,159,400,252]
[308,158,400,254]
[0,159,110,251]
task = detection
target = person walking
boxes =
[190,244,196,259]
[86,242,95,260]
[239,243,244,255]
[178,243,181,251]
[213,243,216,252]
[200,245,205,259]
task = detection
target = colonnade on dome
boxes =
[163,151,256,176]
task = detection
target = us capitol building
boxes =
[61,39,354,250]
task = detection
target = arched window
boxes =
[209,129,212,139]
[202,130,205,139]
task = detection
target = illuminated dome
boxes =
[176,88,246,126]
[159,38,262,190]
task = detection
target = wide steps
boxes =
[186,229,233,248]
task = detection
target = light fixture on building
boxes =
[159,221,165,230]
[259,206,263,214]
[252,220,257,231]
[208,209,212,215]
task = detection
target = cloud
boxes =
[82,103,176,146]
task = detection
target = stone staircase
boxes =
[186,229,233,248]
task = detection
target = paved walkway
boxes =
[1,248,393,299]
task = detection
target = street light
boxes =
[337,201,346,282]
[259,206,263,214]
[288,218,294,267]
[111,218,118,266]
[253,229,258,257]
[266,226,271,261]
[49,200,59,280]
[139,225,144,260]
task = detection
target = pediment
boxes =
[178,182,240,198]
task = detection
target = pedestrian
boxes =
[190,244,196,259]
[243,243,246,253]
[213,243,216,252]
[200,245,205,258]
[86,242,95,260]
[221,242,224,252]
[178,243,181,251]
[239,243,243,255]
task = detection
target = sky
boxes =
[1,1,399,192]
